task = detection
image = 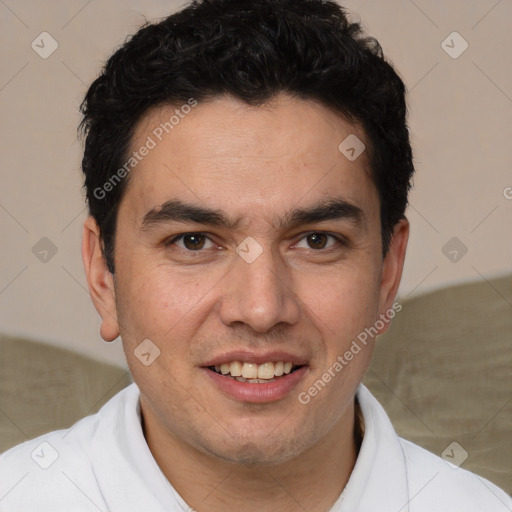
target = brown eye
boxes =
[294,232,343,251]
[184,234,206,250]
[295,231,348,254]
[306,233,328,249]
[168,233,214,251]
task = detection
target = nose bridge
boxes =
[218,240,300,332]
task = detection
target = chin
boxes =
[203,429,311,466]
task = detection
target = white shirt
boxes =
[0,383,510,511]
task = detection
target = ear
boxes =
[376,217,409,335]
[81,216,119,342]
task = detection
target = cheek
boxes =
[301,261,381,343]
[121,264,199,321]
[297,267,379,416]
[115,270,202,401]
[115,263,220,363]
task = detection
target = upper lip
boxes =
[201,350,310,367]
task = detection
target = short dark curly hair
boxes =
[80,0,414,273]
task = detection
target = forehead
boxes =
[119,94,378,230]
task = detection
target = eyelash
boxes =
[164,232,347,253]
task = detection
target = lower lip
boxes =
[202,366,309,403]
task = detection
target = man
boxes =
[0,1,510,510]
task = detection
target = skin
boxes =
[82,94,409,512]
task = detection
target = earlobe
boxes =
[81,216,120,342]
[376,218,409,335]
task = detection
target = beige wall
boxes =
[1,0,511,367]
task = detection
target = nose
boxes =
[218,244,301,333]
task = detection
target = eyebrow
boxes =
[140,197,367,232]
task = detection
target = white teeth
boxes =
[241,363,258,379]
[274,361,284,376]
[212,360,300,380]
[257,362,275,379]
[229,361,242,377]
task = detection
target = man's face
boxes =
[87,94,406,464]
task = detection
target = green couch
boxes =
[1,274,510,492]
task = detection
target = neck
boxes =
[142,398,363,512]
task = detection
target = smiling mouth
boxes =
[208,361,304,383]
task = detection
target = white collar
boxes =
[332,384,410,511]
